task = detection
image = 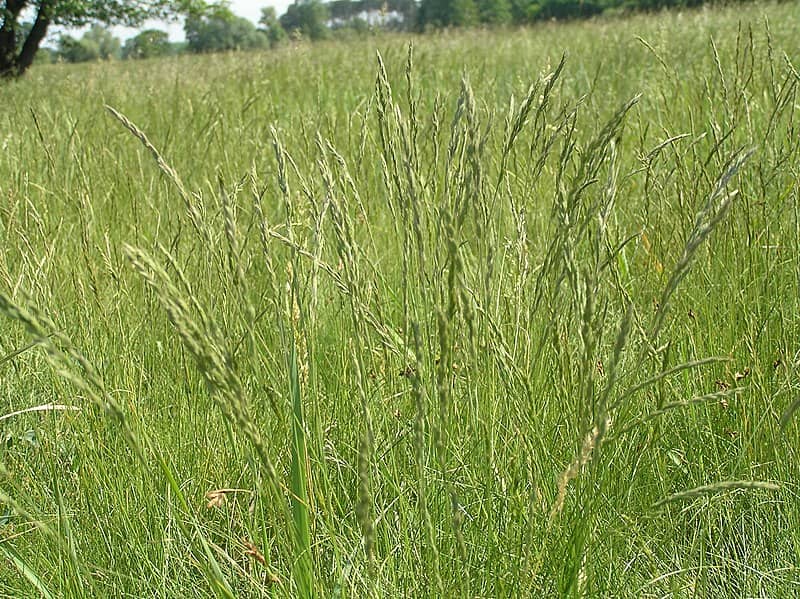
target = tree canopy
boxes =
[185,6,268,52]
[279,0,330,41]
[57,23,121,62]
[258,6,286,46]
[122,28,173,59]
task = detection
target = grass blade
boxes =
[653,481,780,509]
[289,337,314,598]
[0,543,55,599]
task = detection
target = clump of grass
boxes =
[0,291,235,597]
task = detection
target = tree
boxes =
[1,1,210,78]
[83,24,121,58]
[122,29,172,59]
[56,26,120,63]
[57,33,99,62]
[258,6,286,47]
[450,0,479,25]
[387,0,417,29]
[418,0,478,28]
[417,0,447,28]
[185,6,268,52]
[479,0,512,24]
[279,0,330,41]
[527,0,603,20]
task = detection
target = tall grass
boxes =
[1,2,800,596]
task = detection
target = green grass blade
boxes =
[289,338,314,598]
[652,481,780,509]
[0,542,55,599]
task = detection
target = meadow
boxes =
[1,2,800,596]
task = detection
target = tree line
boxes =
[2,0,756,75]
[42,1,416,64]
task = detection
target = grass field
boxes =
[2,2,800,596]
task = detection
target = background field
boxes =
[2,2,800,596]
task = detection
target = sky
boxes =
[63,0,294,43]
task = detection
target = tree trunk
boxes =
[0,0,51,78]
[0,0,28,77]
[15,1,51,76]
